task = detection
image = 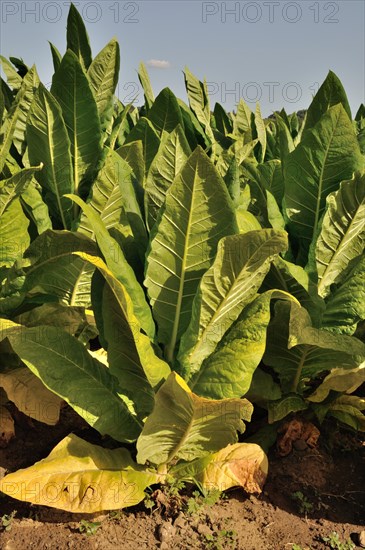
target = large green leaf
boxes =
[307,363,365,403]
[12,66,40,156]
[20,178,52,235]
[136,372,252,465]
[0,165,42,217]
[261,257,325,325]
[0,67,39,173]
[1,230,97,307]
[145,124,191,229]
[0,198,30,267]
[284,104,364,263]
[313,171,365,298]
[87,38,120,118]
[0,434,160,512]
[189,290,294,399]
[147,88,183,136]
[321,254,365,335]
[7,325,142,442]
[78,148,147,259]
[232,99,252,139]
[27,84,74,228]
[124,117,160,175]
[0,55,22,90]
[264,301,365,394]
[0,166,42,267]
[304,70,352,132]
[178,230,288,378]
[66,3,92,70]
[183,68,215,150]
[49,42,62,72]
[138,62,155,111]
[51,50,102,192]
[145,146,238,362]
[69,194,154,338]
[74,252,170,417]
[241,159,285,229]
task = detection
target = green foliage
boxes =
[0,2,364,515]
[291,491,314,516]
[321,532,355,550]
[78,519,102,536]
[0,511,16,532]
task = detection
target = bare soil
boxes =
[1,404,364,550]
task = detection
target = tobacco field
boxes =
[0,5,364,549]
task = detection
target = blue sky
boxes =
[1,1,364,116]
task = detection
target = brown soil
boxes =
[0,404,364,550]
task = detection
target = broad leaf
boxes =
[2,230,98,307]
[88,38,120,117]
[307,363,365,403]
[20,179,52,235]
[321,254,365,335]
[74,252,170,416]
[27,84,74,228]
[232,99,252,139]
[284,104,364,263]
[267,394,308,423]
[49,42,62,72]
[145,124,191,229]
[124,117,160,174]
[178,230,288,378]
[261,257,325,325]
[78,148,147,259]
[145,146,238,362]
[136,372,252,465]
[304,70,352,131]
[0,198,30,267]
[313,171,365,298]
[69,194,154,338]
[324,395,365,431]
[0,165,42,217]
[147,88,183,136]
[171,442,268,494]
[0,67,39,173]
[7,325,142,442]
[264,301,365,394]
[189,290,294,399]
[51,50,102,192]
[66,3,92,70]
[0,434,160,512]
[0,367,63,425]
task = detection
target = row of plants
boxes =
[0,4,364,513]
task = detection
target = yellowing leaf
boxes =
[0,434,160,513]
[137,372,252,465]
[0,367,63,425]
[172,442,268,494]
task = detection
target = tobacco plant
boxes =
[0,4,364,513]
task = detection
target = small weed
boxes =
[291,491,314,516]
[109,510,123,521]
[321,531,355,550]
[186,488,221,516]
[78,519,102,536]
[203,528,237,550]
[0,511,16,532]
